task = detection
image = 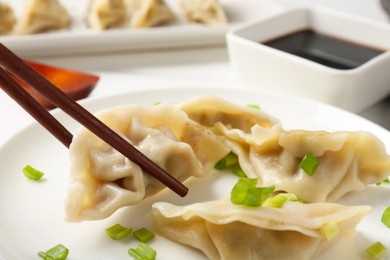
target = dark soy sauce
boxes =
[263,29,384,70]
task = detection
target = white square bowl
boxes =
[227,6,390,113]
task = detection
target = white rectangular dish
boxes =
[227,6,390,113]
[0,0,283,57]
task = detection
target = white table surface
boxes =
[0,0,389,147]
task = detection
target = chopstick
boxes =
[0,43,188,197]
[0,67,73,147]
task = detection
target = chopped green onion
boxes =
[128,243,156,260]
[299,152,320,176]
[231,178,257,205]
[243,187,264,206]
[366,241,387,259]
[281,192,299,202]
[376,178,390,185]
[38,244,69,260]
[133,228,155,243]
[214,160,225,170]
[214,152,247,177]
[231,177,274,207]
[381,207,390,228]
[262,193,288,208]
[247,104,261,109]
[105,223,132,240]
[320,221,340,241]
[23,165,44,181]
[214,152,239,170]
[231,164,246,177]
[262,193,299,208]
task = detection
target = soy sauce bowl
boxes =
[227,6,390,113]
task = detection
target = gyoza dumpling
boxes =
[178,95,283,176]
[179,0,227,25]
[248,130,390,202]
[66,103,230,221]
[178,96,282,146]
[14,0,70,35]
[0,3,16,35]
[128,0,175,28]
[150,199,370,260]
[86,0,127,31]
[180,96,390,203]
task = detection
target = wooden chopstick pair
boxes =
[0,43,188,197]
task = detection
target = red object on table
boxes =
[7,61,100,109]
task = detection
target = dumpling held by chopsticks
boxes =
[65,103,230,221]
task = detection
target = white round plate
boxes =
[0,87,389,259]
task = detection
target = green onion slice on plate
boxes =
[105,223,132,240]
[366,241,387,259]
[247,104,261,109]
[381,207,390,228]
[38,244,69,260]
[128,243,156,260]
[133,228,155,243]
[376,178,390,185]
[23,165,44,181]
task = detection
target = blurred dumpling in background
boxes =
[86,0,127,31]
[179,0,227,25]
[125,0,149,12]
[14,0,70,35]
[0,3,16,35]
[127,0,175,28]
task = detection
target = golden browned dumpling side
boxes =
[86,0,127,31]
[14,0,70,35]
[128,0,175,28]
[0,3,16,35]
[180,0,227,25]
